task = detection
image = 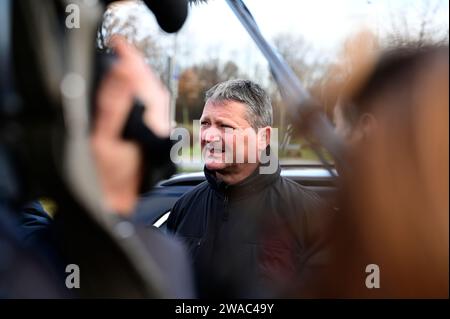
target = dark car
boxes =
[133,166,337,231]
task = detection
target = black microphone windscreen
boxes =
[143,0,188,33]
[102,0,188,33]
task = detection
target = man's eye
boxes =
[221,124,233,129]
[200,122,210,126]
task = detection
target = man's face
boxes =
[200,100,262,171]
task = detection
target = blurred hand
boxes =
[91,36,170,214]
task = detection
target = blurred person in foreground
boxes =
[2,0,193,298]
[90,36,194,297]
[4,35,194,298]
[322,44,449,298]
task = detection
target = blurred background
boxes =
[97,0,449,171]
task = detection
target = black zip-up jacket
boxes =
[167,165,329,298]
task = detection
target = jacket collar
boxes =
[204,164,281,200]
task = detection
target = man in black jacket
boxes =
[167,79,329,298]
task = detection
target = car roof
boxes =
[158,166,336,187]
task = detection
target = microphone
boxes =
[102,0,188,33]
[145,0,189,33]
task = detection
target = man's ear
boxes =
[257,126,271,151]
[356,113,378,142]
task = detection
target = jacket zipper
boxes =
[223,194,229,221]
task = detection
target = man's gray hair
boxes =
[205,79,273,129]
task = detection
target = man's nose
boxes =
[202,127,222,143]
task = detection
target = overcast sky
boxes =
[110,0,449,78]
[180,0,449,64]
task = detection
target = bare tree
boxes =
[175,59,247,125]
[97,1,165,73]
[267,33,327,154]
[384,0,448,47]
[271,33,323,88]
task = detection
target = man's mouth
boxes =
[205,144,225,154]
